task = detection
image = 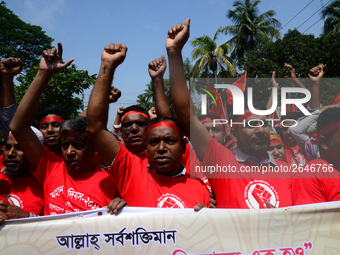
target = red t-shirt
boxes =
[292,158,340,205]
[198,137,293,209]
[285,144,308,167]
[0,173,44,215]
[33,147,117,215]
[0,155,4,172]
[107,144,210,208]
[0,194,9,203]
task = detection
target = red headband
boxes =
[233,111,256,126]
[200,117,223,128]
[62,131,90,138]
[8,132,12,137]
[40,117,64,126]
[225,139,235,148]
[146,121,184,137]
[270,139,284,146]
[318,122,340,137]
[121,111,150,123]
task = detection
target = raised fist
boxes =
[166,18,190,52]
[102,42,127,69]
[148,55,167,80]
[109,86,121,103]
[0,57,23,77]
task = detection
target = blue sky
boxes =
[4,0,327,128]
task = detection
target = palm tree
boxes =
[220,0,281,62]
[321,0,340,36]
[190,28,236,81]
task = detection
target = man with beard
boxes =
[0,130,44,218]
[38,107,69,157]
[167,18,293,209]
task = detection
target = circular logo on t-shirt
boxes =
[157,193,186,208]
[244,180,279,209]
[4,194,23,208]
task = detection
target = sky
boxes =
[4,0,328,128]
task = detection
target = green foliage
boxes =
[0,1,53,71]
[136,79,176,116]
[220,0,281,62]
[321,0,340,36]
[190,28,236,78]
[15,64,96,126]
[240,29,340,105]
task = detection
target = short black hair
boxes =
[146,115,184,136]
[317,107,340,140]
[280,112,304,122]
[38,107,70,124]
[120,105,150,123]
[60,116,87,135]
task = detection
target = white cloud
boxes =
[22,0,66,30]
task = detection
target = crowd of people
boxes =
[0,19,339,222]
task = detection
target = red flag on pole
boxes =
[227,72,247,105]
[271,110,281,126]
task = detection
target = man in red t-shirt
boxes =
[167,18,293,209]
[293,107,340,205]
[86,42,210,209]
[10,43,123,215]
[37,107,69,157]
[0,133,44,218]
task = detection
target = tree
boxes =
[220,0,281,62]
[0,1,53,71]
[15,64,96,126]
[321,0,340,36]
[240,29,340,105]
[190,28,236,80]
[136,79,175,116]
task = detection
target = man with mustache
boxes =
[87,42,210,209]
[0,130,44,218]
[167,18,293,209]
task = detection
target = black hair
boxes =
[198,113,226,133]
[146,115,184,136]
[60,116,87,135]
[120,105,150,123]
[38,107,70,124]
[280,112,304,122]
[317,107,340,140]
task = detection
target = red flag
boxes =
[291,104,296,112]
[326,91,340,105]
[271,110,281,126]
[227,72,247,105]
[209,101,229,121]
[286,93,290,113]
